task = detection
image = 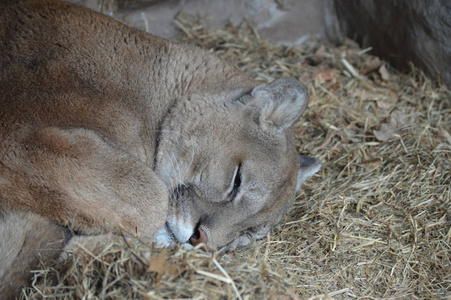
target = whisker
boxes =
[184,137,196,181]
[171,152,185,188]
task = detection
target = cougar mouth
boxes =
[217,232,255,254]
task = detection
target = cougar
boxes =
[0,0,321,297]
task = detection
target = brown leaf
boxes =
[299,71,313,85]
[146,248,183,282]
[379,64,390,81]
[374,111,413,142]
[439,129,451,145]
[166,262,181,279]
[315,70,336,84]
[147,248,167,281]
[363,57,382,74]
[314,45,327,56]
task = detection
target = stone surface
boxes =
[66,0,331,45]
[117,0,329,45]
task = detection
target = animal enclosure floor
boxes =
[24,12,450,300]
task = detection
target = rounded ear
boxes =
[296,156,321,191]
[243,78,308,131]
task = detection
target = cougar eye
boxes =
[231,163,242,198]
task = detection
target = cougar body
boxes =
[0,0,321,297]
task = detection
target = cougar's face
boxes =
[154,79,320,252]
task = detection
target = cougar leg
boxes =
[0,211,70,299]
[0,126,168,239]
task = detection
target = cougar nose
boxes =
[189,227,212,252]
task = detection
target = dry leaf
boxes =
[146,248,182,282]
[376,100,393,110]
[379,64,390,80]
[314,45,326,56]
[147,248,167,281]
[374,111,413,141]
[300,71,313,85]
[439,128,451,145]
[363,57,382,74]
[315,70,336,84]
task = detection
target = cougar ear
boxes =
[244,78,308,131]
[296,156,321,191]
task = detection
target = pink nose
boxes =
[189,227,212,252]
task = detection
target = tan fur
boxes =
[0,211,69,298]
[0,0,320,297]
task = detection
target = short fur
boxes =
[0,0,321,297]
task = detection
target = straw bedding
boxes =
[22,12,450,300]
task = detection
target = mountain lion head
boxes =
[154,78,321,252]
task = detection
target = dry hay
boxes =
[22,12,450,300]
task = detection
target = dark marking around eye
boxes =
[231,163,242,198]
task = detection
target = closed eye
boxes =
[230,163,242,199]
